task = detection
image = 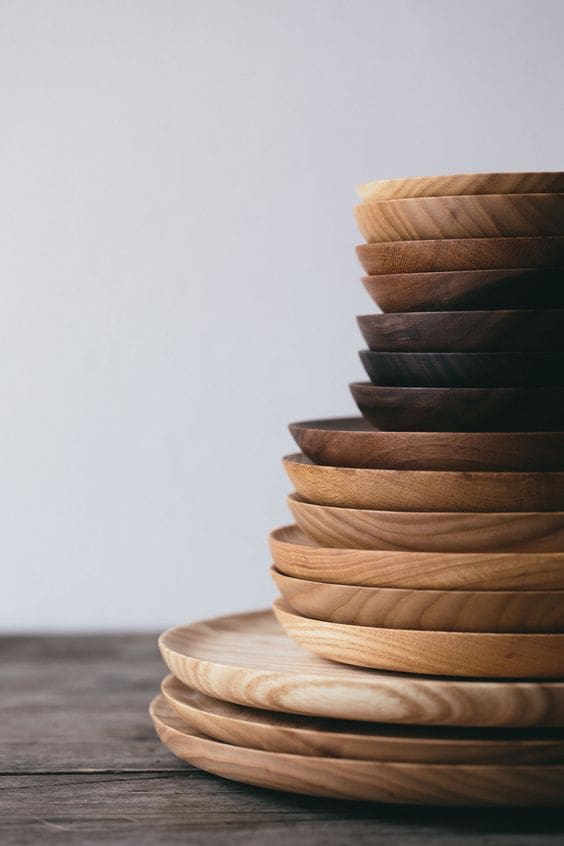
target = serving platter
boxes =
[357,172,564,202]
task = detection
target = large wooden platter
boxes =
[288,494,564,553]
[357,172,564,202]
[288,418,564,471]
[271,567,564,633]
[356,237,564,275]
[151,696,564,805]
[162,675,564,763]
[273,600,564,678]
[269,525,564,590]
[158,610,564,725]
[283,453,564,512]
[355,195,564,242]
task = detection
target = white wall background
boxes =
[1,0,563,631]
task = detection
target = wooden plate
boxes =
[349,382,564,432]
[271,567,564,633]
[288,418,564,471]
[355,195,564,242]
[363,268,564,312]
[159,610,564,725]
[151,695,564,805]
[269,525,564,590]
[357,311,564,353]
[357,172,564,202]
[356,237,564,275]
[273,600,564,678]
[359,350,564,388]
[288,494,564,553]
[162,675,564,763]
[283,453,564,512]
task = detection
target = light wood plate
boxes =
[161,675,564,763]
[158,609,564,726]
[356,237,564,275]
[289,418,564,471]
[273,599,564,678]
[271,566,564,633]
[355,195,564,242]
[288,494,564,553]
[283,453,564,512]
[151,695,564,804]
[269,525,564,590]
[357,172,564,202]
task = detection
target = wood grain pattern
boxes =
[151,696,564,805]
[359,350,564,388]
[271,567,564,633]
[357,172,564,202]
[273,600,564,678]
[283,453,564,512]
[354,195,564,242]
[357,311,564,352]
[158,610,564,726]
[288,494,564,553]
[161,675,564,764]
[270,525,564,591]
[356,237,564,275]
[363,267,564,312]
[349,382,564,432]
[289,418,564,472]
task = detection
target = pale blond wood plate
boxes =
[283,453,564,512]
[269,525,564,590]
[271,566,564,633]
[357,173,564,202]
[158,609,564,726]
[355,195,564,242]
[161,675,564,764]
[356,237,564,275]
[151,695,564,805]
[288,494,564,553]
[273,599,564,678]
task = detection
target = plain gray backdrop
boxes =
[2,0,564,630]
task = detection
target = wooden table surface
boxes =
[2,633,564,845]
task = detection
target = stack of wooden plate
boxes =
[151,172,564,805]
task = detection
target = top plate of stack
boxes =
[357,172,564,201]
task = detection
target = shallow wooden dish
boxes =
[363,268,564,312]
[151,696,564,805]
[283,453,564,512]
[162,675,564,763]
[359,350,564,388]
[350,382,564,432]
[269,525,564,590]
[288,494,564,553]
[357,172,564,202]
[289,417,564,471]
[159,610,564,726]
[273,600,564,678]
[271,567,564,633]
[356,237,564,275]
[357,311,564,352]
[355,195,564,242]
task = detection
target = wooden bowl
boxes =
[357,172,564,202]
[354,195,564,243]
[289,417,564,471]
[271,567,564,633]
[363,268,564,312]
[359,350,564,388]
[283,453,564,512]
[273,599,564,678]
[269,525,564,590]
[349,382,564,432]
[287,494,564,553]
[357,311,564,353]
[356,237,564,275]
